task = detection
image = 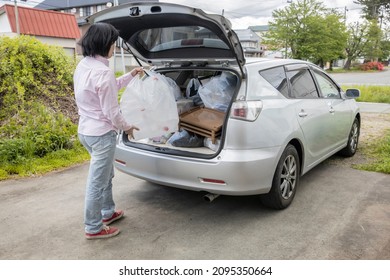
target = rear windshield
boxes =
[137,26,230,52]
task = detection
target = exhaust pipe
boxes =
[203,193,220,202]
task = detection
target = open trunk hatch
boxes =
[87,2,245,76]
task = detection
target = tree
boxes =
[264,0,347,65]
[363,20,383,61]
[380,26,390,61]
[315,13,348,68]
[354,1,390,62]
[344,21,371,69]
[343,20,384,69]
[354,0,390,22]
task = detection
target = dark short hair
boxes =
[79,22,119,57]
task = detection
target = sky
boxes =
[1,0,364,29]
[162,0,364,29]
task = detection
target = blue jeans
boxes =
[78,131,117,234]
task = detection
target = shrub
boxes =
[0,36,80,178]
[0,35,77,122]
[0,138,33,164]
[359,61,384,71]
[0,102,77,161]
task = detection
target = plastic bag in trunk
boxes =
[198,72,237,112]
[120,71,179,140]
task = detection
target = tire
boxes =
[260,144,300,210]
[339,117,360,157]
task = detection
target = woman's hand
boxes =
[131,67,144,77]
[125,125,140,140]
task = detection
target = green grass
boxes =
[355,129,390,174]
[0,143,89,180]
[341,83,390,173]
[341,84,390,103]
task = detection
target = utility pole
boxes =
[14,0,20,35]
[344,6,348,24]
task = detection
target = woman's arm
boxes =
[115,67,144,90]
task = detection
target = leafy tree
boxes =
[316,13,348,68]
[354,0,390,22]
[380,26,390,60]
[363,20,383,61]
[344,21,371,69]
[265,0,347,65]
[354,1,390,62]
[344,20,385,69]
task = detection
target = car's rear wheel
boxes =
[260,144,300,210]
[339,117,360,157]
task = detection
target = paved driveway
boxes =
[0,159,389,260]
[329,68,390,85]
[358,102,390,113]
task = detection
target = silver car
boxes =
[89,2,360,209]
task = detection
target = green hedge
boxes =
[0,36,82,179]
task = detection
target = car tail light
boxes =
[230,100,263,121]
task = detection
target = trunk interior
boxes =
[121,67,240,157]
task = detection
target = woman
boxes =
[74,22,143,239]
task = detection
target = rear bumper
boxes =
[114,144,280,195]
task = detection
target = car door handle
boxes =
[298,110,308,118]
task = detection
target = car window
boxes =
[287,69,319,99]
[259,66,289,98]
[312,70,341,99]
[137,26,230,52]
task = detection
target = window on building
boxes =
[80,6,92,17]
[97,5,105,12]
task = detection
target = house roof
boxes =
[1,4,80,39]
[249,25,269,32]
[36,0,157,10]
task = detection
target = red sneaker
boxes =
[103,210,124,225]
[85,225,120,240]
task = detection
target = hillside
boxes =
[0,36,81,177]
[0,35,78,123]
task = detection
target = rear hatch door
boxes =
[87,2,245,76]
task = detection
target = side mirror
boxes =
[345,89,360,99]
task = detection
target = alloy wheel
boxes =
[349,121,359,153]
[280,155,297,200]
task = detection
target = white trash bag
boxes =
[198,72,237,112]
[120,71,179,140]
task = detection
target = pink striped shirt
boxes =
[74,56,134,136]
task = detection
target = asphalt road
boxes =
[329,68,390,85]
[0,153,389,260]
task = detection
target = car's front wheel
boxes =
[339,117,360,157]
[260,144,300,210]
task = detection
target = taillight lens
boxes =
[230,100,263,121]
